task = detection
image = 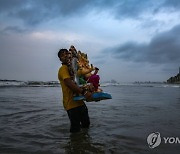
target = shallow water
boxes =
[0,85,180,154]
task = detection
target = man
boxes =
[58,48,92,133]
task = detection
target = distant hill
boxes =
[167,67,180,84]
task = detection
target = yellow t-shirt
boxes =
[58,64,84,110]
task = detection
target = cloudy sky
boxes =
[0,0,180,82]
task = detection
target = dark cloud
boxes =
[107,24,180,64]
[1,0,180,26]
[0,0,24,11]
[111,0,158,19]
[1,26,28,34]
[0,0,92,26]
[162,0,180,9]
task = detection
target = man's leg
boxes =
[67,107,81,133]
[80,104,90,128]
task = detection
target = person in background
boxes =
[58,48,92,133]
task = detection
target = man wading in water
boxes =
[58,48,92,133]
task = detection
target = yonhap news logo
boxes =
[147,132,161,148]
[147,132,180,149]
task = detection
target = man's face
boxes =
[60,51,72,65]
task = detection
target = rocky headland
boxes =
[167,67,180,84]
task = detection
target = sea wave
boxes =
[0,80,179,88]
[0,80,60,87]
[101,82,180,88]
[132,82,180,88]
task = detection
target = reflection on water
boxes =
[64,129,104,154]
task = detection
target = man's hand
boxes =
[84,91,93,101]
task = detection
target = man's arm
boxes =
[64,78,92,99]
[64,78,82,94]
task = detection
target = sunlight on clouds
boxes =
[141,10,180,33]
[154,11,180,29]
[30,31,86,42]
[82,11,154,45]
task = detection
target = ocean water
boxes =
[0,83,180,154]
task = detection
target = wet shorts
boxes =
[67,104,90,133]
